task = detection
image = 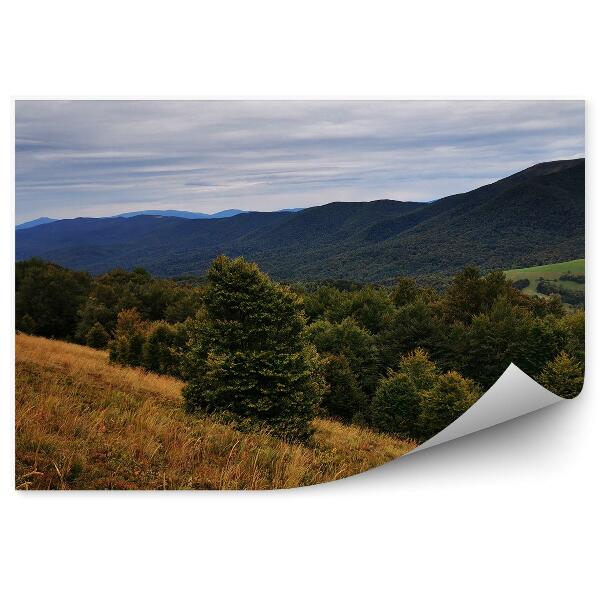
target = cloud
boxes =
[15,100,584,221]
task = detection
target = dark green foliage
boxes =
[108,308,146,367]
[16,258,91,339]
[18,314,36,334]
[306,318,380,394]
[559,273,585,284]
[142,321,189,376]
[371,349,439,439]
[183,256,325,442]
[321,354,367,422]
[536,279,584,306]
[16,159,584,282]
[372,349,480,441]
[85,321,110,349]
[417,371,481,441]
[512,278,530,290]
[537,351,584,399]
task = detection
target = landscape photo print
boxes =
[15,100,585,490]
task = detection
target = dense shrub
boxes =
[537,351,584,399]
[85,322,110,349]
[512,278,530,290]
[183,256,325,441]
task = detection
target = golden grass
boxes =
[15,334,415,490]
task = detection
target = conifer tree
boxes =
[183,256,324,441]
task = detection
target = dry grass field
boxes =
[15,334,415,490]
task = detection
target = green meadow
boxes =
[505,259,585,297]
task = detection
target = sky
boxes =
[15,100,584,223]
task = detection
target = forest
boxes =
[16,256,585,443]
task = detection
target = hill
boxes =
[15,159,584,282]
[15,217,57,230]
[505,259,585,301]
[15,334,415,490]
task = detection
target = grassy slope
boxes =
[504,258,585,296]
[15,334,415,490]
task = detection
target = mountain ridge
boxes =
[16,159,584,282]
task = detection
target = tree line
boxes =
[16,257,585,442]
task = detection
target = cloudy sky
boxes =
[15,100,584,223]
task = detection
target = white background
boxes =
[1,1,597,598]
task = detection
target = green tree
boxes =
[16,258,91,339]
[306,317,380,394]
[537,351,584,399]
[85,321,110,349]
[108,308,146,367]
[183,256,324,441]
[321,354,366,422]
[371,349,438,439]
[417,371,481,441]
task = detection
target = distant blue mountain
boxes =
[116,209,250,219]
[17,207,305,230]
[16,217,57,230]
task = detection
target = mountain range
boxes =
[15,159,585,282]
[15,208,277,229]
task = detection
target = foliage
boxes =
[182,256,325,441]
[15,257,586,445]
[16,258,91,339]
[321,354,366,423]
[512,278,530,290]
[537,351,584,399]
[417,371,481,441]
[85,321,110,349]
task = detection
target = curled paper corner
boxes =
[410,363,566,454]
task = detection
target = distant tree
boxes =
[306,317,380,394]
[18,314,36,334]
[108,308,146,367]
[537,351,584,399]
[391,277,420,307]
[512,278,530,290]
[15,258,91,339]
[442,267,513,324]
[342,286,396,334]
[183,256,324,441]
[85,321,110,349]
[321,354,366,422]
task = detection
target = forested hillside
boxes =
[16,257,585,450]
[16,159,584,282]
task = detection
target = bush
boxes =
[537,351,584,399]
[85,321,110,349]
[512,278,530,290]
[183,256,325,442]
